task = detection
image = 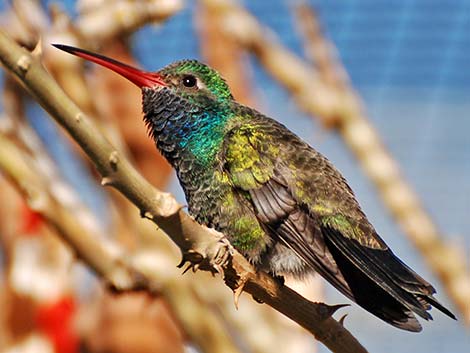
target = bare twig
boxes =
[0,30,368,353]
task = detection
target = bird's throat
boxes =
[142,88,228,173]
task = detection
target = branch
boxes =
[294,3,349,91]
[0,30,368,353]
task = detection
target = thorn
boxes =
[31,38,43,58]
[252,296,264,304]
[233,285,244,310]
[339,314,348,326]
[75,112,83,123]
[106,281,119,294]
[109,151,119,171]
[155,191,182,217]
[101,177,113,186]
[16,55,32,75]
[325,303,350,317]
[140,210,153,220]
[272,274,285,286]
[233,275,249,310]
[181,263,192,275]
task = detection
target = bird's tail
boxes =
[323,228,456,332]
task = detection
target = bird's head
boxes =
[53,44,235,163]
[157,59,233,102]
[52,44,233,108]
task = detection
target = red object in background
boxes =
[36,296,79,353]
[19,201,44,235]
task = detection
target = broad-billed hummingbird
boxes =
[53,44,455,331]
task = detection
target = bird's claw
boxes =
[232,274,250,309]
[177,250,203,274]
[177,231,233,275]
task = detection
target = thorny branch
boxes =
[0,31,369,353]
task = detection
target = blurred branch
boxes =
[196,1,254,106]
[75,0,184,42]
[0,134,133,287]
[3,0,185,50]
[2,75,104,234]
[294,3,349,91]
[0,0,48,47]
[200,0,340,126]
[0,133,242,353]
[204,0,470,321]
[0,31,368,353]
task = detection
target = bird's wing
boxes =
[223,118,454,331]
[223,121,354,297]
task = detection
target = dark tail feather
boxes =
[325,238,423,331]
[420,295,457,320]
[324,233,458,331]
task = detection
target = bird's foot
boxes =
[177,228,233,275]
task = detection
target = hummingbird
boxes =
[53,44,456,332]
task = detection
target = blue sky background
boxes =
[1,0,469,352]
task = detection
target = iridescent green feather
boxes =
[225,123,278,190]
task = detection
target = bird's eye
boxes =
[182,75,197,88]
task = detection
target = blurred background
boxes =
[0,1,469,353]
